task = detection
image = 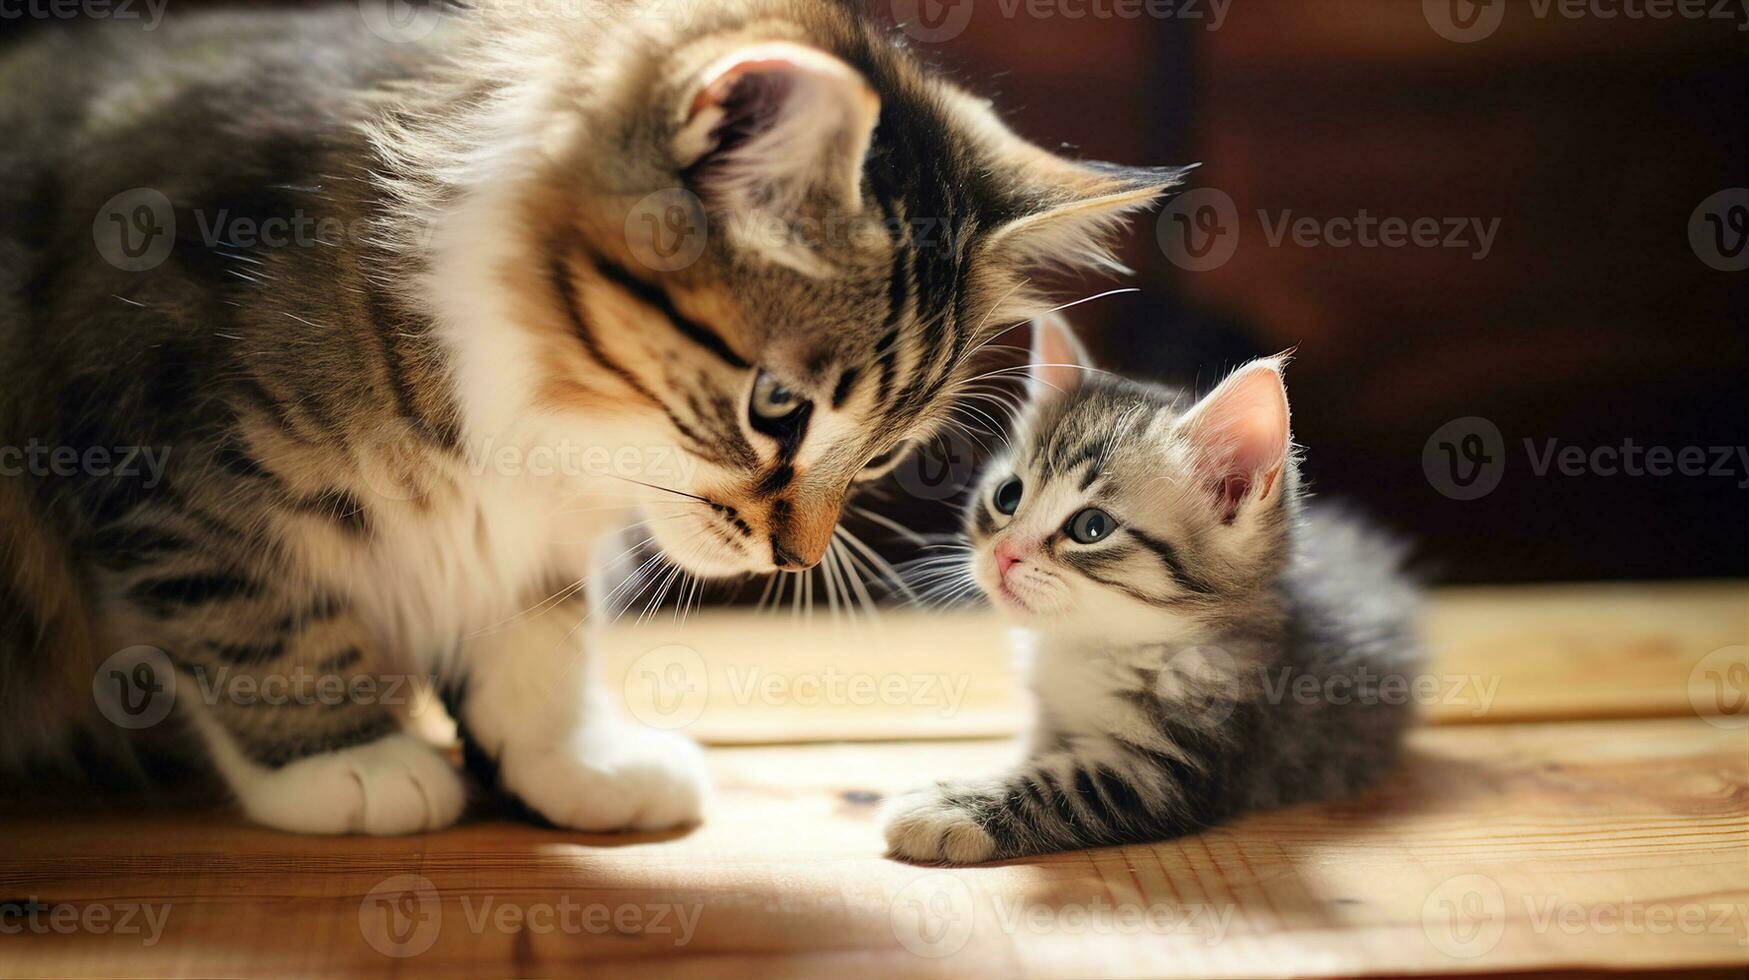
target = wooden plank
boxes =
[596,582,1747,743]
[0,719,1743,978]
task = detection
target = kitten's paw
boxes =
[502,726,708,832]
[236,734,466,836]
[882,788,998,865]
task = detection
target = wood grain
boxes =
[4,584,1744,977]
[1,720,1743,978]
[597,582,1748,744]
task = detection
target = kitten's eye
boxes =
[993,477,1024,516]
[750,371,806,423]
[1066,508,1116,544]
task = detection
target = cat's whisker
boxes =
[755,569,780,615]
[834,524,918,602]
[638,559,687,625]
[602,474,712,504]
[600,549,672,626]
[834,538,881,623]
[845,504,929,546]
[820,545,841,624]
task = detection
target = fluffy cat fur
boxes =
[883,316,1423,864]
[0,2,1182,833]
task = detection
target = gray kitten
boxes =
[884,316,1423,864]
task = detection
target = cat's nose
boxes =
[771,539,821,572]
[769,500,838,572]
[995,541,1026,576]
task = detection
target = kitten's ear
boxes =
[1180,358,1293,523]
[1028,313,1093,402]
[675,42,880,220]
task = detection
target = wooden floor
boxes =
[3,582,1745,978]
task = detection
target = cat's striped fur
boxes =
[884,318,1423,863]
[0,2,1180,833]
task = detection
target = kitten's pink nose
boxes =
[995,540,1027,577]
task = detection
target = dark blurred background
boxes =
[894,0,1748,584]
[9,0,1744,584]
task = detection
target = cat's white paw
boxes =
[882,788,998,865]
[502,725,708,832]
[235,734,467,835]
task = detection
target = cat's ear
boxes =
[959,96,1189,275]
[1028,313,1094,402]
[675,42,880,221]
[990,163,1185,275]
[1180,358,1293,523]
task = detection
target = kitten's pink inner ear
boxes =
[1028,314,1093,400]
[1184,361,1291,521]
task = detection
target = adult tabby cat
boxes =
[884,317,1422,863]
[0,2,1180,834]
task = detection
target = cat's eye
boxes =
[1066,508,1116,544]
[858,441,913,482]
[993,477,1024,515]
[750,371,805,422]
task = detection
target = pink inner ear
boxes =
[1028,315,1091,400]
[1185,362,1290,521]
